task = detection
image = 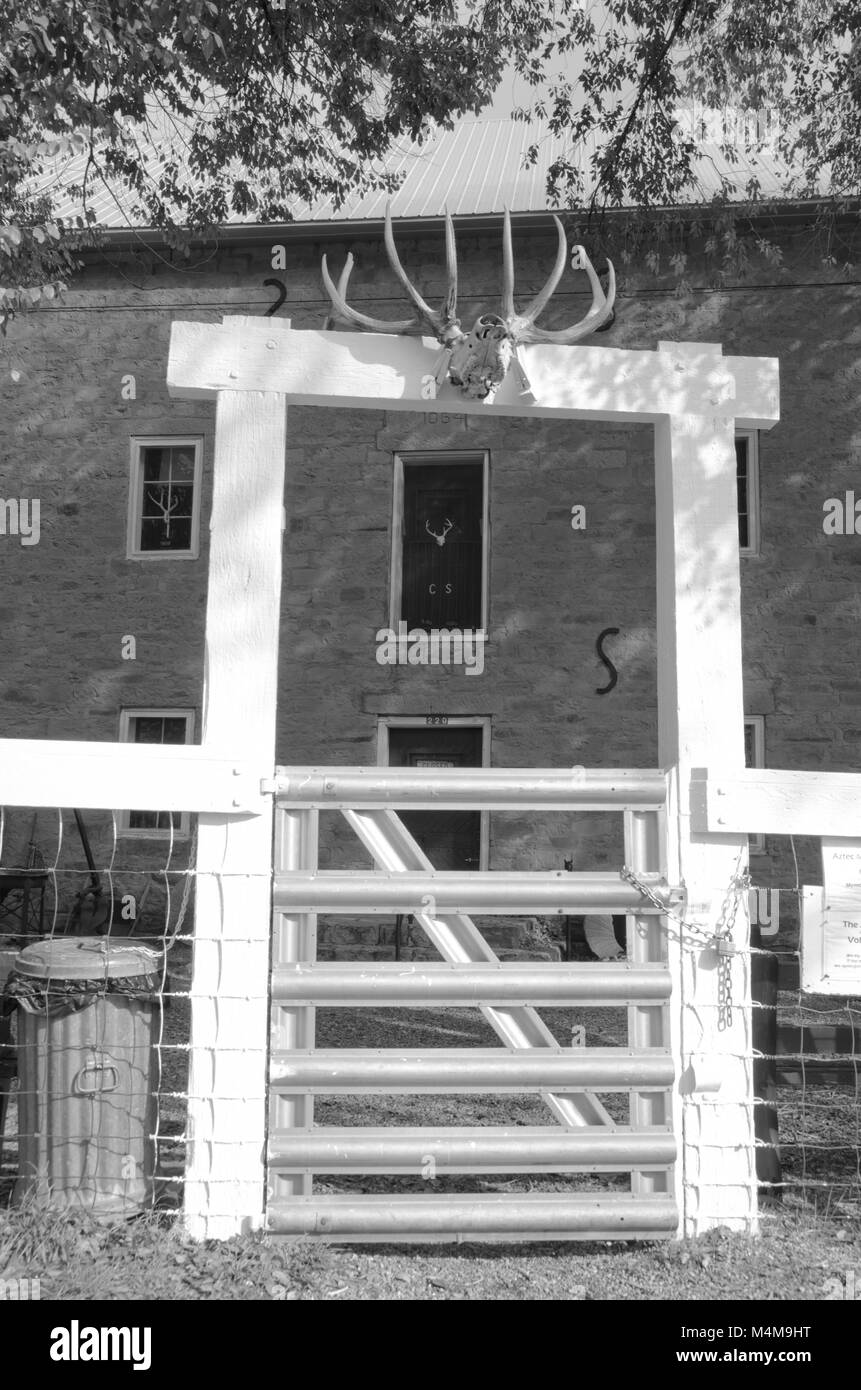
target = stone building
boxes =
[0,119,857,960]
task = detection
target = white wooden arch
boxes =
[161,318,779,1239]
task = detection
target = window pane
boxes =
[142,485,193,519]
[142,446,196,482]
[133,716,168,744]
[161,717,189,744]
[744,721,755,767]
[401,462,483,630]
[136,444,197,553]
[139,514,193,552]
[129,809,183,832]
[736,438,750,549]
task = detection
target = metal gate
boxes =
[267,766,680,1241]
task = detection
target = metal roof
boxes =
[35,116,798,231]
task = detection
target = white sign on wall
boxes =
[822,837,861,894]
[802,839,861,994]
[802,885,861,996]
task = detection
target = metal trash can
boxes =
[2,937,163,1215]
[0,946,18,1166]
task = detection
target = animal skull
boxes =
[448,315,515,400]
[321,206,616,402]
[425,517,453,546]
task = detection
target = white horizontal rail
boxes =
[268,1127,676,1172]
[266,1192,679,1239]
[0,738,262,814]
[691,767,861,837]
[273,870,679,915]
[168,320,778,431]
[272,765,667,809]
[270,1048,674,1091]
[271,962,672,1007]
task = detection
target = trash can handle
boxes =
[72,1052,120,1095]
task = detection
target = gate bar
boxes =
[266,1193,679,1240]
[343,807,616,1130]
[272,961,672,1006]
[268,1126,676,1171]
[271,766,666,809]
[273,871,679,915]
[271,1048,674,1091]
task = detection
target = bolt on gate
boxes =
[267,765,681,1241]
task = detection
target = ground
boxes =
[0,1201,858,1300]
[2,943,858,1301]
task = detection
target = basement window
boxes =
[390,452,489,632]
[744,714,766,855]
[118,709,194,837]
[127,437,203,559]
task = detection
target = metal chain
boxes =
[712,862,751,1031]
[618,865,711,945]
[619,858,751,1031]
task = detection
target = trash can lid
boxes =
[12,936,163,982]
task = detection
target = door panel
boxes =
[401,463,483,631]
[387,726,483,870]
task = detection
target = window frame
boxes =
[389,450,490,633]
[744,714,766,855]
[376,715,491,870]
[127,435,204,561]
[117,707,195,838]
[736,428,761,558]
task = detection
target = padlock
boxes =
[712,934,736,956]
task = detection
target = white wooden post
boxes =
[655,343,755,1236]
[184,383,287,1239]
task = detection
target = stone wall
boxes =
[0,218,859,950]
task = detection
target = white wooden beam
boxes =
[691,767,861,837]
[0,739,260,813]
[183,385,287,1241]
[655,342,756,1237]
[167,318,779,428]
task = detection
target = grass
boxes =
[0,1198,858,1301]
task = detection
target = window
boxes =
[127,437,203,559]
[744,714,766,855]
[390,452,489,632]
[377,716,490,870]
[119,709,194,836]
[736,430,760,556]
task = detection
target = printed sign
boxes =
[822,837,861,892]
[801,886,861,996]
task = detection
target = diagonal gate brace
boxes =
[343,808,615,1129]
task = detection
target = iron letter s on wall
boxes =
[595,627,619,694]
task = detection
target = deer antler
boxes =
[321,249,416,335]
[502,210,616,345]
[147,487,180,539]
[425,518,453,546]
[322,205,463,344]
